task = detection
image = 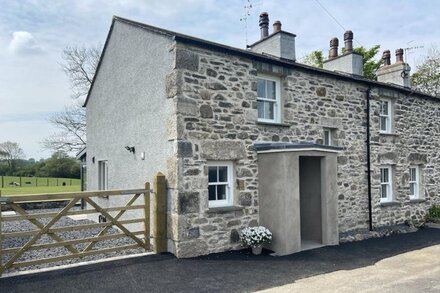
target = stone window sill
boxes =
[380,201,400,207]
[409,199,426,203]
[256,121,290,127]
[206,206,244,214]
[379,132,399,137]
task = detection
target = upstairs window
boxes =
[257,76,281,123]
[409,166,420,199]
[208,161,234,208]
[98,160,108,190]
[380,166,393,203]
[379,99,392,133]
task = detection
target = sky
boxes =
[0,0,438,160]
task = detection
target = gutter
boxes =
[366,86,373,231]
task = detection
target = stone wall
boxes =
[166,42,440,257]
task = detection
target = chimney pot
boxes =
[273,21,282,33]
[259,12,269,39]
[395,48,404,63]
[382,50,391,66]
[344,30,353,53]
[329,37,339,59]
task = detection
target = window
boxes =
[98,160,108,190]
[257,75,281,123]
[380,166,393,203]
[409,166,420,199]
[323,128,334,146]
[208,161,234,208]
[379,99,392,133]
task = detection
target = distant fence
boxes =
[0,176,81,188]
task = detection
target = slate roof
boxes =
[84,16,439,107]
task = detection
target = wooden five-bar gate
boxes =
[0,173,167,276]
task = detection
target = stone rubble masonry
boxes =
[165,43,440,258]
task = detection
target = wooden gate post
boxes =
[143,182,151,251]
[153,172,167,253]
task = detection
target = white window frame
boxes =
[256,74,281,123]
[379,99,392,134]
[207,161,234,208]
[409,165,420,200]
[380,165,393,203]
[323,128,333,146]
[98,160,108,191]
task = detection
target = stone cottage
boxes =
[84,13,440,257]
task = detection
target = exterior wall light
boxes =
[125,146,135,154]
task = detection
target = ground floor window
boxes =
[380,166,393,203]
[98,160,108,190]
[409,166,420,199]
[323,128,335,146]
[208,161,233,207]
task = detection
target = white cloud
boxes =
[8,31,44,55]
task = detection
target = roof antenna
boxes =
[404,40,424,65]
[240,0,253,47]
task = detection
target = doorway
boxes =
[299,156,323,250]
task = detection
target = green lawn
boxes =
[0,185,81,196]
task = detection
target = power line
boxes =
[314,0,363,47]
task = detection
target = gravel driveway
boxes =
[1,208,146,274]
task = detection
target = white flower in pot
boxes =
[240,226,272,255]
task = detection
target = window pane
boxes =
[380,117,387,131]
[257,101,264,119]
[208,185,216,201]
[380,101,388,115]
[208,166,217,183]
[381,184,388,198]
[264,101,275,120]
[384,168,389,182]
[324,130,330,145]
[217,185,227,200]
[218,166,228,182]
[409,183,415,196]
[266,80,276,100]
[410,168,416,181]
[257,79,266,98]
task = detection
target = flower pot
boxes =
[252,245,263,255]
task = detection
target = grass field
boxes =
[0,185,81,196]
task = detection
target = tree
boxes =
[0,141,26,174]
[301,50,324,68]
[412,46,440,97]
[43,45,101,153]
[301,45,383,80]
[43,101,86,153]
[38,151,80,178]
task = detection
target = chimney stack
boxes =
[382,50,391,66]
[249,12,296,61]
[259,12,269,39]
[377,48,411,87]
[323,30,363,76]
[396,48,404,63]
[344,30,353,53]
[329,37,339,59]
[273,21,282,33]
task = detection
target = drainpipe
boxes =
[366,86,373,231]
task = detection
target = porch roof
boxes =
[254,142,343,153]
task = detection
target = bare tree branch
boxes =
[62,45,101,99]
[44,44,101,153]
[43,102,87,153]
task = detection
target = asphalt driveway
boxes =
[2,228,440,293]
